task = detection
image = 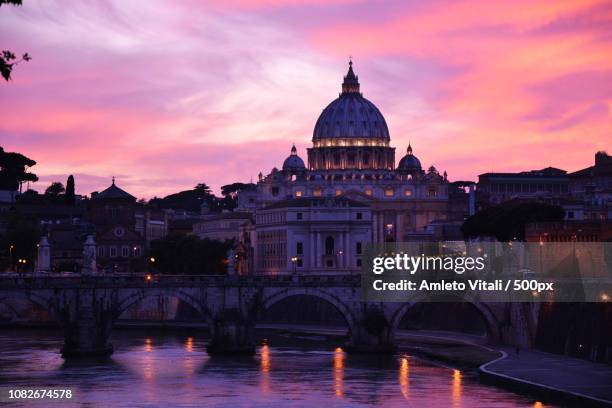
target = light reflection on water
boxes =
[0,330,556,407]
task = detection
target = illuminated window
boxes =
[313,188,322,197]
[404,189,412,197]
[385,188,394,197]
[335,189,342,196]
[365,189,373,196]
[295,190,302,197]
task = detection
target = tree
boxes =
[462,201,565,241]
[149,235,233,275]
[65,175,75,204]
[149,183,218,212]
[1,0,31,82]
[194,183,212,195]
[0,146,38,191]
[221,182,256,198]
[45,181,65,196]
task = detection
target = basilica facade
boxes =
[235,61,469,275]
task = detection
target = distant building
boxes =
[254,197,371,274]
[477,167,569,206]
[192,212,252,242]
[89,179,168,272]
[569,151,612,221]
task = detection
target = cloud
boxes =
[0,0,609,198]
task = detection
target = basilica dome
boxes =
[397,144,422,171]
[282,145,305,171]
[312,61,390,143]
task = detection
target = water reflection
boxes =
[260,343,271,394]
[399,356,410,400]
[333,347,344,397]
[0,330,557,408]
[144,337,152,352]
[452,369,462,407]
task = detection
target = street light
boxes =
[291,256,298,275]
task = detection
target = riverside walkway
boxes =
[480,347,612,407]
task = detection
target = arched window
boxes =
[325,236,335,255]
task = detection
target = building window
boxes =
[567,211,574,219]
[356,258,362,267]
[297,258,303,267]
[385,188,394,197]
[295,190,302,197]
[325,236,334,255]
[134,246,141,257]
[335,189,342,196]
[356,242,362,255]
[297,212,303,220]
[365,188,373,196]
[428,188,437,197]
[296,242,303,255]
[122,246,129,257]
[110,246,117,258]
[271,187,279,196]
[97,246,105,257]
[313,187,322,197]
[356,212,362,220]
[404,189,412,197]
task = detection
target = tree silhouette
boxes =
[1,0,31,82]
[0,146,38,191]
[65,175,75,204]
[45,181,65,196]
[462,201,565,241]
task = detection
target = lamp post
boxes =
[291,256,298,275]
[9,245,14,272]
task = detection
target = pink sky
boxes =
[0,0,610,198]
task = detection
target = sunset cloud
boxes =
[0,0,610,198]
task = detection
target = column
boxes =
[309,231,315,271]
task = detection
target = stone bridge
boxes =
[0,274,537,357]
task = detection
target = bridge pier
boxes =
[206,308,255,355]
[346,306,396,354]
[59,289,114,358]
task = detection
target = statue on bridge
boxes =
[81,235,97,275]
[35,236,51,274]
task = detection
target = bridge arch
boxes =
[259,288,357,334]
[116,288,214,328]
[0,291,55,314]
[389,293,501,344]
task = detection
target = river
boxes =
[0,329,554,407]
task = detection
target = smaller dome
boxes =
[282,145,305,171]
[397,144,422,171]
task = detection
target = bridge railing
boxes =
[0,272,362,288]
